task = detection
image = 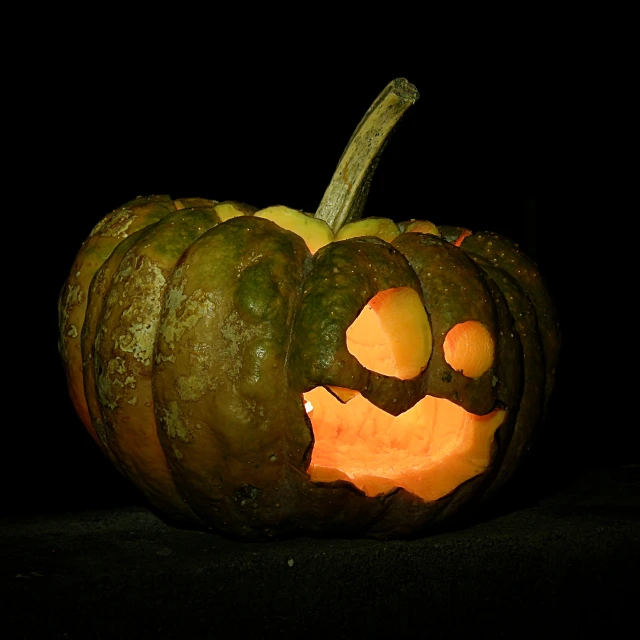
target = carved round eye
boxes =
[346,287,432,379]
[443,320,494,378]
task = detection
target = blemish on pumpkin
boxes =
[89,209,138,238]
[89,208,137,239]
[175,343,216,401]
[97,356,129,410]
[159,400,193,443]
[112,255,166,366]
[218,311,262,381]
[234,484,262,506]
[159,272,217,351]
[62,283,82,313]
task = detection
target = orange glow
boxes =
[453,229,472,246]
[305,289,503,502]
[326,386,360,403]
[346,287,432,380]
[443,321,494,379]
[305,387,504,501]
[404,220,440,236]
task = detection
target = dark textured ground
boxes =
[2,464,638,639]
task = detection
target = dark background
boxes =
[7,39,632,520]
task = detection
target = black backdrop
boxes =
[7,46,630,520]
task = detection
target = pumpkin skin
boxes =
[58,195,560,540]
[58,79,560,539]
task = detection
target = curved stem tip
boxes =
[315,78,419,233]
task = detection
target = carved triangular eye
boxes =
[443,320,495,379]
[345,287,432,379]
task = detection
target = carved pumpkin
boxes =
[58,79,560,539]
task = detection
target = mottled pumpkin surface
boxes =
[59,195,560,540]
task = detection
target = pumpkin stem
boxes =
[315,78,419,234]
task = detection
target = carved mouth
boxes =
[304,386,505,501]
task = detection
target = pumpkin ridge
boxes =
[59,195,181,442]
[83,227,154,465]
[153,216,312,537]
[90,205,222,524]
[459,231,561,418]
[466,254,546,499]
[392,231,500,416]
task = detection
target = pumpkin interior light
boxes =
[305,388,505,502]
[346,287,432,379]
[443,320,495,379]
[59,78,560,540]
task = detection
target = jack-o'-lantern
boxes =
[58,79,560,539]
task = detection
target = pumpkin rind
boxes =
[87,205,223,523]
[82,227,152,463]
[58,195,179,442]
[459,231,560,417]
[60,206,559,539]
[466,255,545,501]
[391,232,507,416]
[289,236,426,415]
[152,216,313,537]
[59,79,560,540]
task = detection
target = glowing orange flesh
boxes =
[308,291,502,501]
[346,287,432,380]
[443,320,494,379]
[306,387,504,501]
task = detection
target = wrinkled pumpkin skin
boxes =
[59,195,560,540]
